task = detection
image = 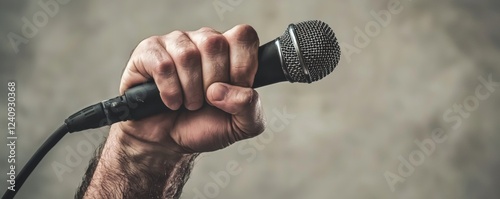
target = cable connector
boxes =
[64,103,107,133]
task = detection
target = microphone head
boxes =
[278,20,341,83]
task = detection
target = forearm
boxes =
[76,124,198,199]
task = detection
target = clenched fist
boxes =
[117,24,265,155]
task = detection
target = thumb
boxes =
[207,82,265,138]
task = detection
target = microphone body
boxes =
[64,20,340,133]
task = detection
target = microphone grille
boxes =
[279,20,341,83]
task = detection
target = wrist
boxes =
[82,124,197,198]
[107,123,183,171]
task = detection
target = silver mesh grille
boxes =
[278,20,341,83]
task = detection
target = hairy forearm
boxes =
[76,125,198,199]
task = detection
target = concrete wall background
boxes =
[1,0,499,198]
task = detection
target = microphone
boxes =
[65,20,341,133]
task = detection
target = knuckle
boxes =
[239,89,257,105]
[176,46,200,67]
[139,36,161,48]
[170,31,192,47]
[198,27,217,33]
[232,24,259,44]
[154,58,175,76]
[167,31,201,68]
[169,30,185,37]
[199,34,228,54]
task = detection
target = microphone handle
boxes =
[65,39,289,132]
[253,39,288,87]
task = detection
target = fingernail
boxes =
[168,99,182,110]
[212,84,228,102]
[185,101,202,111]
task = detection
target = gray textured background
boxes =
[1,0,500,198]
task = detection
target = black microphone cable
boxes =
[2,124,69,199]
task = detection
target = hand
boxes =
[114,24,265,156]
